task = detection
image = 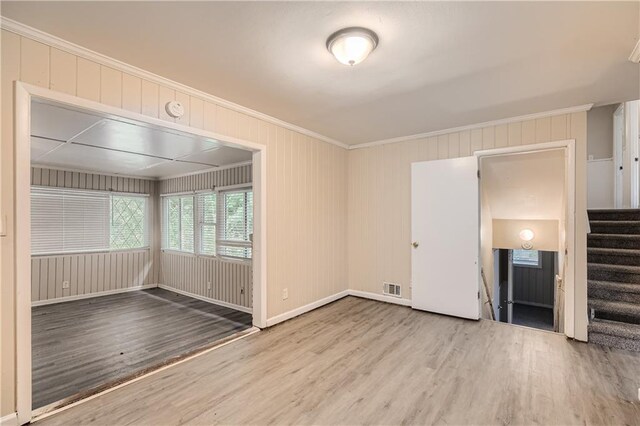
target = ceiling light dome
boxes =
[519,229,535,241]
[326,27,378,66]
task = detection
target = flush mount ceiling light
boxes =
[326,27,379,66]
[519,229,535,242]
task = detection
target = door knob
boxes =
[412,241,419,248]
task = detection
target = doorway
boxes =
[410,140,575,336]
[494,248,559,331]
[480,147,569,334]
[14,82,268,423]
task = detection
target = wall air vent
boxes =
[383,282,402,298]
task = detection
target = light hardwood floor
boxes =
[37,296,640,425]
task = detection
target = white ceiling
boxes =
[31,101,252,179]
[481,149,565,221]
[3,2,639,145]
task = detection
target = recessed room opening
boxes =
[29,99,257,411]
[480,148,568,333]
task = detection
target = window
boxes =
[198,192,217,255]
[31,187,148,255]
[217,188,253,259]
[512,249,540,267]
[162,195,195,253]
[110,195,148,250]
[161,187,253,259]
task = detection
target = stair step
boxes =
[588,209,640,221]
[588,263,640,283]
[589,333,640,352]
[588,319,640,352]
[589,299,640,324]
[589,220,640,234]
[587,247,640,266]
[589,280,640,304]
[587,234,640,249]
[588,318,640,340]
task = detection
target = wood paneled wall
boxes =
[513,251,556,308]
[2,29,348,416]
[159,164,253,310]
[32,250,154,303]
[159,163,252,194]
[161,253,252,309]
[30,167,159,303]
[347,113,588,339]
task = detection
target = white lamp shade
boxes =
[327,27,378,66]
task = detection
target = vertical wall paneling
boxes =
[158,164,253,309]
[20,37,49,87]
[76,58,101,102]
[0,29,21,416]
[190,97,204,129]
[513,251,555,307]
[122,73,142,113]
[141,79,159,118]
[100,66,122,108]
[49,48,76,95]
[30,167,157,303]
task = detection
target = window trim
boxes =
[30,186,150,256]
[160,186,253,261]
[512,249,542,268]
[161,193,195,254]
[196,190,217,257]
[216,185,253,261]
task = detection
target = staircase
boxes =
[587,209,640,352]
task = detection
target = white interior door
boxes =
[411,157,480,320]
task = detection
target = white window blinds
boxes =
[217,188,253,259]
[197,192,217,255]
[31,187,110,255]
[162,195,195,253]
[31,187,149,255]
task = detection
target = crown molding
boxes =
[0,17,349,149]
[349,103,594,150]
[629,39,640,63]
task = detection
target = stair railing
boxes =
[480,267,496,321]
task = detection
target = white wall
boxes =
[587,159,614,209]
[587,104,617,160]
[586,104,617,208]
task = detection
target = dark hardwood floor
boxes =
[512,303,554,331]
[32,288,252,409]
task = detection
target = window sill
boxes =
[32,247,151,257]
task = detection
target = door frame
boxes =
[626,101,640,208]
[614,104,625,208]
[507,249,514,324]
[475,139,576,339]
[14,81,268,424]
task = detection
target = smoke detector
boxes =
[165,101,184,118]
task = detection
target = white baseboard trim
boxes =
[31,284,159,307]
[348,290,412,307]
[0,413,18,426]
[266,290,349,327]
[157,284,252,314]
